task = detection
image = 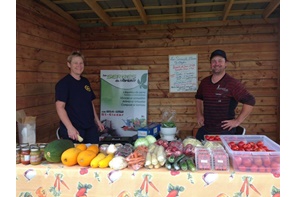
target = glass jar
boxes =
[21,146,30,165]
[30,147,41,165]
[16,145,21,164]
[39,143,47,161]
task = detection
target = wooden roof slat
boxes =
[132,0,148,24]
[263,0,280,18]
[83,0,112,26]
[223,0,234,21]
[39,0,78,25]
[37,0,280,27]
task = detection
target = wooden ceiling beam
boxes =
[223,0,234,21]
[83,0,112,26]
[132,0,148,24]
[39,0,78,25]
[263,0,280,19]
[182,0,186,23]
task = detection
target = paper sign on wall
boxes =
[169,54,198,93]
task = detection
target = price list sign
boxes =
[169,54,198,93]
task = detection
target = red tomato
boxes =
[242,158,252,167]
[258,166,265,172]
[233,156,242,166]
[238,165,247,172]
[271,162,280,170]
[250,164,258,172]
[238,141,245,148]
[214,136,221,141]
[272,156,280,163]
[253,157,263,167]
[231,145,239,151]
[256,141,264,147]
[209,136,215,141]
[228,141,235,147]
[263,157,271,167]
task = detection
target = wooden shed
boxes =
[16,0,280,144]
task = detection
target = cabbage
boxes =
[145,135,157,144]
[134,138,149,148]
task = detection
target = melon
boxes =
[44,139,74,163]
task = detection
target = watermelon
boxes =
[44,139,74,163]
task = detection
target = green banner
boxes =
[100,70,148,137]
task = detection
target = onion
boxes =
[134,138,149,148]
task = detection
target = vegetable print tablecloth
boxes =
[16,162,280,197]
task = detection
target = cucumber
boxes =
[180,158,188,171]
[186,157,196,171]
[168,155,176,163]
[173,154,185,171]
[165,162,172,170]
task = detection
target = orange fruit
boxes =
[76,144,87,151]
[61,147,82,166]
[87,144,99,154]
[77,150,97,167]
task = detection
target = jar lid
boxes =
[21,147,30,151]
[30,147,40,151]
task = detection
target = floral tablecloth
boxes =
[16,161,280,197]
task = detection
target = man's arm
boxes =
[221,104,254,130]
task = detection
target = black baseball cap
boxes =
[210,49,227,61]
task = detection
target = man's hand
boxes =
[221,119,239,131]
[196,115,204,127]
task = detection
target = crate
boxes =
[220,135,280,174]
[137,122,161,138]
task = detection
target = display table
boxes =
[16,161,280,197]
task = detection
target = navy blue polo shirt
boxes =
[55,74,96,129]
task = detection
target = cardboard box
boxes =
[137,122,161,138]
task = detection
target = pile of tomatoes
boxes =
[204,135,221,141]
[227,140,273,152]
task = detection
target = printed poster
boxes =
[100,70,148,137]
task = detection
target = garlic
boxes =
[106,144,117,154]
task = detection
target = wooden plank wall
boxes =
[16,0,280,144]
[16,0,80,143]
[80,19,280,143]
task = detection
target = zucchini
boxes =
[186,157,196,171]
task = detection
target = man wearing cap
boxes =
[195,49,255,141]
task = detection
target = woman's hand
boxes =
[96,120,105,132]
[67,127,79,141]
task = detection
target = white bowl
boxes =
[160,127,177,141]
